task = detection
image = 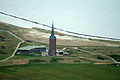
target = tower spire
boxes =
[51,22,54,35]
[49,22,56,56]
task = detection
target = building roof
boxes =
[51,22,54,36]
[49,22,56,39]
[63,52,70,55]
[49,35,56,39]
[18,45,46,50]
[59,50,64,52]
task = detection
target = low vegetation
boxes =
[1,21,119,46]
[96,55,105,60]
[50,57,64,62]
[32,27,67,36]
[110,55,120,61]
[30,59,45,63]
[79,46,120,55]
[0,31,20,60]
[0,22,120,80]
[0,64,120,80]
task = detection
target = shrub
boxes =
[0,36,6,41]
[110,55,120,62]
[0,51,7,54]
[50,58,63,62]
[96,56,104,60]
[30,59,45,63]
[26,40,32,43]
[74,60,80,63]
[0,46,6,49]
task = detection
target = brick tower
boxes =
[49,22,56,56]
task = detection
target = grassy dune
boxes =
[0,21,120,80]
[0,31,20,60]
[1,21,119,46]
[0,22,120,62]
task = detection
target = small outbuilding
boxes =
[63,52,70,56]
[59,50,64,55]
[58,50,70,56]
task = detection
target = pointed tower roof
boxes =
[49,22,56,39]
[51,22,54,36]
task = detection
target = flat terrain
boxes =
[0,64,120,80]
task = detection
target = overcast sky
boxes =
[0,0,120,39]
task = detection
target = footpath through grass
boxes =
[0,63,120,80]
[0,31,20,60]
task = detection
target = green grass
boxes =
[110,55,120,61]
[9,46,120,63]
[0,64,120,80]
[50,57,64,62]
[0,22,21,31]
[0,31,20,60]
[92,39,120,45]
[79,46,120,55]
[0,22,120,80]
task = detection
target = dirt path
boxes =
[0,41,23,62]
[0,30,24,62]
[75,48,119,63]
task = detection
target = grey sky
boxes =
[0,0,120,38]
